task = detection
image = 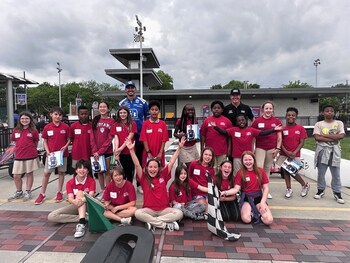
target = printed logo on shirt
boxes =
[193,169,200,175]
[283,130,289,136]
[240,110,246,114]
[110,192,117,199]
[129,109,138,119]
[48,130,54,136]
[219,122,226,126]
[60,130,66,134]
[27,133,33,138]
[100,127,105,133]
[271,124,277,128]
[157,128,163,133]
[116,127,122,132]
[84,188,90,193]
[295,130,300,135]
[159,178,165,184]
[15,133,21,138]
[75,129,82,135]
[258,123,265,128]
[178,192,183,196]
[146,129,152,133]
[228,110,233,114]
[123,192,129,197]
[73,189,78,195]
[246,132,252,136]
[245,177,251,182]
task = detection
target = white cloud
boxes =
[0,0,349,89]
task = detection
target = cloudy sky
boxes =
[0,0,349,89]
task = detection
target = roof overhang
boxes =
[109,48,160,68]
[0,73,38,85]
[105,68,162,87]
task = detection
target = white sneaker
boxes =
[137,186,144,195]
[300,183,310,197]
[267,193,273,199]
[23,191,32,201]
[74,224,86,238]
[120,217,132,225]
[285,188,293,199]
[8,191,23,201]
[165,221,179,231]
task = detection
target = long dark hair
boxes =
[240,151,262,190]
[215,160,234,190]
[144,158,162,189]
[174,165,190,196]
[178,104,196,133]
[198,147,215,168]
[92,101,110,130]
[115,106,133,132]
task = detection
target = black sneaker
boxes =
[333,192,345,204]
[313,189,325,200]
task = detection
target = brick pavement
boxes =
[1,210,350,262]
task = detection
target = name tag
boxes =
[245,177,251,182]
[73,189,78,195]
[234,132,241,137]
[258,123,265,128]
[15,133,21,138]
[75,129,81,135]
[146,129,153,133]
[48,130,54,136]
[193,169,200,175]
[110,192,117,199]
[116,127,122,132]
[283,130,289,136]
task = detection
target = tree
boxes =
[210,84,223,89]
[152,70,173,90]
[222,80,260,90]
[282,80,312,89]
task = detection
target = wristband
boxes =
[146,150,151,153]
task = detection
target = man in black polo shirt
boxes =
[223,88,255,126]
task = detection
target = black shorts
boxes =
[243,195,262,205]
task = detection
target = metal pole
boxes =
[57,62,62,108]
[314,59,320,88]
[136,15,145,99]
[24,71,28,111]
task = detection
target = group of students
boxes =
[7,86,346,238]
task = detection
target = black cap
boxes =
[230,88,241,95]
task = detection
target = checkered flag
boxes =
[207,175,241,241]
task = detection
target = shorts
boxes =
[13,158,39,174]
[179,144,199,164]
[243,195,262,205]
[44,157,67,174]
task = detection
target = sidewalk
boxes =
[0,162,349,262]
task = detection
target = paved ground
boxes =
[0,156,349,262]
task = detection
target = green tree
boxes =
[319,97,341,112]
[282,80,312,89]
[223,80,244,90]
[210,84,223,89]
[152,70,173,90]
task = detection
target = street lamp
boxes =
[135,15,146,99]
[314,59,321,88]
[56,62,62,108]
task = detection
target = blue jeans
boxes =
[317,151,342,193]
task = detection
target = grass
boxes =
[303,137,350,160]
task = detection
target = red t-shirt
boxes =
[91,117,115,155]
[110,121,137,154]
[227,127,261,158]
[66,176,96,196]
[251,116,282,150]
[137,167,171,211]
[200,115,232,155]
[218,178,233,191]
[102,180,136,206]
[168,180,199,203]
[140,120,169,167]
[11,128,39,160]
[234,168,269,194]
[70,121,92,160]
[188,161,215,197]
[175,119,197,147]
[281,124,307,157]
[42,122,70,157]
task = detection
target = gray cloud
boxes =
[0,0,349,89]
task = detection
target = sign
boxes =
[16,93,26,105]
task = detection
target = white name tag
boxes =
[234,132,241,137]
[146,129,153,133]
[110,192,117,198]
[75,129,81,135]
[15,133,21,138]
[73,189,78,195]
[283,130,289,136]
[245,177,250,182]
[258,123,265,128]
[116,127,122,132]
[193,169,200,175]
[48,130,54,136]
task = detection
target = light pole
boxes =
[314,59,321,87]
[57,62,62,108]
[243,80,249,89]
[135,15,146,99]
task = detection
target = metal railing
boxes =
[0,128,13,152]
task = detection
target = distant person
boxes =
[13,110,19,126]
[276,107,310,199]
[223,88,255,127]
[118,80,149,194]
[70,106,92,169]
[34,107,71,205]
[48,160,95,238]
[8,112,39,202]
[200,100,232,172]
[313,104,345,204]
[174,104,200,168]
[140,100,169,168]
[251,101,282,199]
[221,151,273,225]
